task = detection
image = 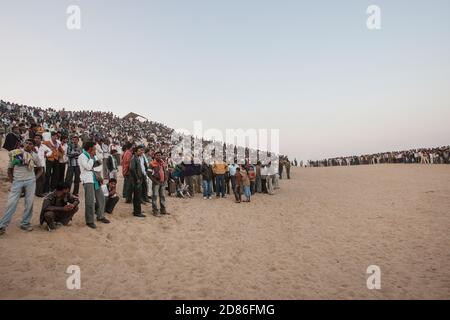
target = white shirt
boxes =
[261,166,268,176]
[35,144,52,168]
[79,152,96,184]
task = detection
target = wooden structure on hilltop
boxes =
[122,112,148,122]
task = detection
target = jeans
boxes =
[0,178,36,229]
[243,186,251,200]
[202,180,213,198]
[215,174,225,197]
[44,160,59,193]
[84,183,105,224]
[152,183,166,211]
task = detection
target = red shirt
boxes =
[121,149,133,176]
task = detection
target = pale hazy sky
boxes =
[1,0,449,160]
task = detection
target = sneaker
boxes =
[47,225,56,232]
[160,209,169,215]
[86,223,97,229]
[20,225,33,232]
[97,217,111,224]
[203,197,207,200]
[0,227,5,235]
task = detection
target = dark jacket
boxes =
[3,132,22,151]
[130,155,146,182]
[183,163,195,177]
[106,155,118,172]
[201,163,213,181]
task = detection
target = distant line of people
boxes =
[307,147,450,167]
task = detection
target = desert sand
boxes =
[0,149,449,300]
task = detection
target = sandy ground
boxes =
[0,149,449,300]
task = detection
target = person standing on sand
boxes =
[0,139,43,235]
[285,157,291,179]
[43,132,62,194]
[248,164,256,195]
[255,161,262,193]
[121,142,133,203]
[34,134,51,197]
[260,164,269,194]
[129,145,146,218]
[234,167,243,203]
[241,166,251,202]
[65,135,82,196]
[149,150,169,216]
[106,149,119,180]
[278,157,284,179]
[228,162,238,194]
[79,141,110,229]
[212,161,228,198]
[266,162,275,195]
[201,160,213,200]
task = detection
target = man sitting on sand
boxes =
[102,178,119,214]
[39,182,80,231]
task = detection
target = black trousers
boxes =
[35,167,45,196]
[65,165,81,196]
[44,160,59,193]
[261,178,268,193]
[105,196,119,214]
[58,162,66,184]
[132,180,142,215]
[123,175,133,202]
[230,175,236,194]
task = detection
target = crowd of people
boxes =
[307,147,450,167]
[0,100,292,235]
